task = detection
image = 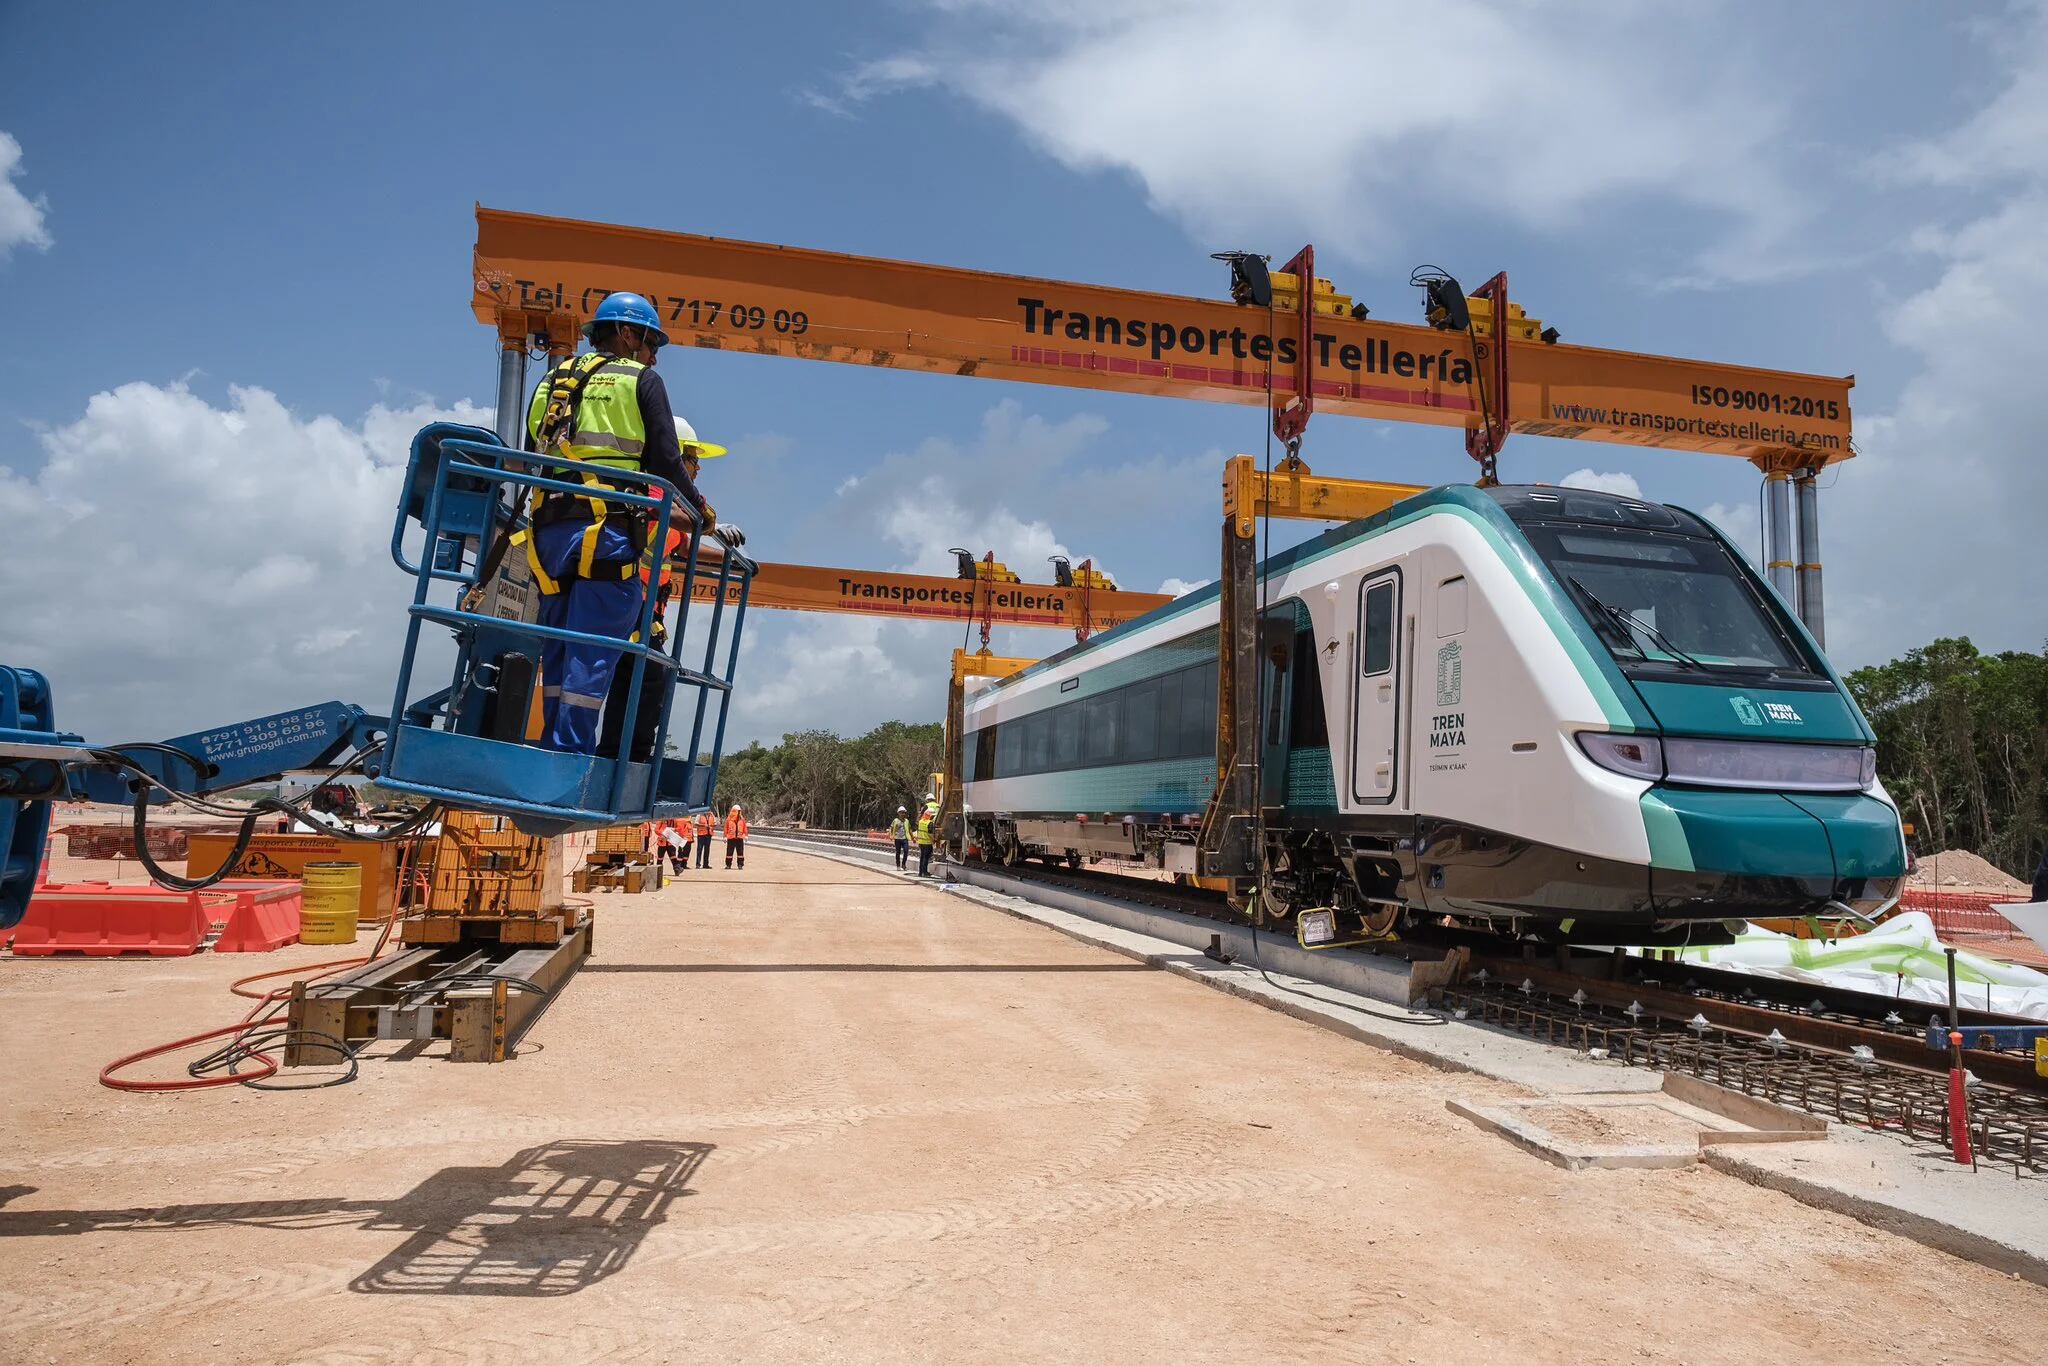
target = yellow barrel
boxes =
[299,861,362,944]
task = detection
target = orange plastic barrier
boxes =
[210,881,305,954]
[9,883,223,957]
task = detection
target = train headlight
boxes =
[1662,738,1872,792]
[1577,732,1664,781]
[1577,733,1877,792]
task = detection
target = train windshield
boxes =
[1523,523,1820,682]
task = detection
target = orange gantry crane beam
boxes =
[473,206,1853,467]
[681,558,1173,637]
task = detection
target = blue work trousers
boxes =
[532,520,646,755]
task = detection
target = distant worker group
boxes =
[521,290,743,757]
[884,797,941,876]
[655,804,739,875]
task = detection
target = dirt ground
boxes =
[4,843,2044,1364]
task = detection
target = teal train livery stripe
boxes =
[1639,792,1695,872]
[1785,793,1908,879]
[989,487,1647,730]
[1286,745,1338,810]
[1631,681,1868,743]
[1645,788,1834,877]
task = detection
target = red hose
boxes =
[100,926,398,1092]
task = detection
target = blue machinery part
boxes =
[0,423,754,924]
[378,424,754,836]
[0,671,387,929]
[0,668,67,929]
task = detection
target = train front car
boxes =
[957,483,1906,947]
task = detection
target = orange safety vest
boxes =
[694,812,714,837]
[724,810,749,840]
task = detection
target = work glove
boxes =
[714,522,747,550]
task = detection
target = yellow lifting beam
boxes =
[951,648,1037,685]
[1221,455,1427,540]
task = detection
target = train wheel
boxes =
[1001,832,1021,867]
[1358,900,1401,938]
[1065,850,1082,870]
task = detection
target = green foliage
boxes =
[714,720,942,829]
[1846,637,2048,877]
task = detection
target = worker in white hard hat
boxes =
[673,416,742,548]
[723,802,749,870]
[914,800,937,877]
[889,805,912,871]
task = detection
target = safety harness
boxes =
[509,353,649,597]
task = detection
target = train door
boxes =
[1350,571,1402,803]
[1258,608,1296,808]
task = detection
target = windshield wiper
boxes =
[1566,576,1712,672]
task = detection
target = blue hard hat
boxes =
[584,291,670,347]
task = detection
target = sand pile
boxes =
[1907,848,2029,894]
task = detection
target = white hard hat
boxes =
[675,416,728,460]
[898,805,908,813]
[730,803,741,811]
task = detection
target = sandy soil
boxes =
[1908,848,2031,896]
[4,843,2044,1364]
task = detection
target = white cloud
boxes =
[1817,6,2048,662]
[836,1,1814,283]
[715,400,1130,739]
[0,382,491,742]
[0,131,52,257]
[1157,576,1209,597]
[1558,468,1643,499]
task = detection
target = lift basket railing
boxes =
[380,423,753,835]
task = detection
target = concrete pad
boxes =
[1449,1081,1824,1172]
[1705,1126,2048,1287]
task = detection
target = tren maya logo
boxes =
[1435,640,1462,708]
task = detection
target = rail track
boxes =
[760,826,2048,1171]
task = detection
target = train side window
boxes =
[1083,694,1119,764]
[1157,672,1188,758]
[1123,679,1161,763]
[974,726,995,780]
[1022,710,1051,774]
[1362,581,1395,675]
[1184,661,1216,755]
[1438,576,1467,637]
[1050,699,1082,770]
[997,719,1021,779]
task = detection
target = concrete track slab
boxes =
[3,841,2045,1362]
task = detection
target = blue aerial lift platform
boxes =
[0,423,754,931]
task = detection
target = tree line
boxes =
[1846,638,2047,877]
[714,720,943,830]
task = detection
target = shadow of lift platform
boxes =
[0,1139,708,1298]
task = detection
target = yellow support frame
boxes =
[1221,455,1426,539]
[951,648,1036,686]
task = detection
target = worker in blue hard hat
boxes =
[600,416,739,762]
[515,291,736,754]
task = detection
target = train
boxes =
[953,483,1907,946]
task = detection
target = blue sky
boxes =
[2,1,2044,745]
